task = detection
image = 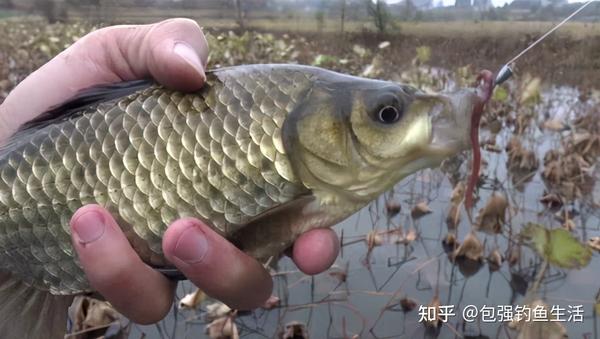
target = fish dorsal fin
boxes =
[0,80,153,157]
[0,270,74,339]
[17,79,153,134]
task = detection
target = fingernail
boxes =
[173,224,208,264]
[72,211,106,244]
[173,42,204,76]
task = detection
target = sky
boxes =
[385,0,589,8]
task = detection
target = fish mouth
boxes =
[424,70,495,156]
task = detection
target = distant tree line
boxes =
[3,0,593,30]
[0,0,395,33]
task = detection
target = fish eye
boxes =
[377,105,402,124]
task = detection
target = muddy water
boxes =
[130,83,600,339]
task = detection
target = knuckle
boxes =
[57,27,113,69]
[72,26,112,50]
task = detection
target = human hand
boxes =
[0,18,340,324]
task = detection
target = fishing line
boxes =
[507,0,596,65]
[495,0,597,85]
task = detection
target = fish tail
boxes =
[0,270,73,339]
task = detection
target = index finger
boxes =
[163,218,273,310]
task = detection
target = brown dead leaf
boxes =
[450,182,466,204]
[281,321,309,339]
[482,136,500,152]
[446,182,464,229]
[488,119,502,134]
[453,231,484,262]
[366,230,384,248]
[542,161,562,183]
[508,246,521,267]
[392,228,417,245]
[553,209,576,223]
[262,295,281,310]
[206,302,232,321]
[329,270,348,283]
[179,288,205,310]
[588,237,600,252]
[519,76,541,106]
[400,297,417,312]
[506,137,539,173]
[509,147,539,173]
[411,201,432,219]
[543,119,566,132]
[540,193,563,209]
[423,295,442,329]
[483,143,502,153]
[442,233,458,253]
[69,296,128,339]
[405,229,417,243]
[562,219,576,232]
[474,192,508,234]
[487,248,504,272]
[506,136,521,153]
[542,133,599,202]
[573,132,592,147]
[206,316,239,339]
[385,200,401,217]
[364,229,384,265]
[544,149,560,165]
[446,202,461,230]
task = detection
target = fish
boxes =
[0,64,489,338]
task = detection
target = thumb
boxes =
[100,18,209,91]
[140,18,209,91]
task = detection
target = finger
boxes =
[0,18,208,136]
[137,18,209,91]
[292,228,340,275]
[95,18,208,91]
[70,204,176,324]
[162,218,272,310]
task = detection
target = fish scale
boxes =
[0,65,312,295]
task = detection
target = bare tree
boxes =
[340,0,346,33]
[233,0,245,29]
[365,0,392,33]
[315,10,325,32]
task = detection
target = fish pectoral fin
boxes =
[0,270,74,339]
[229,195,317,262]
